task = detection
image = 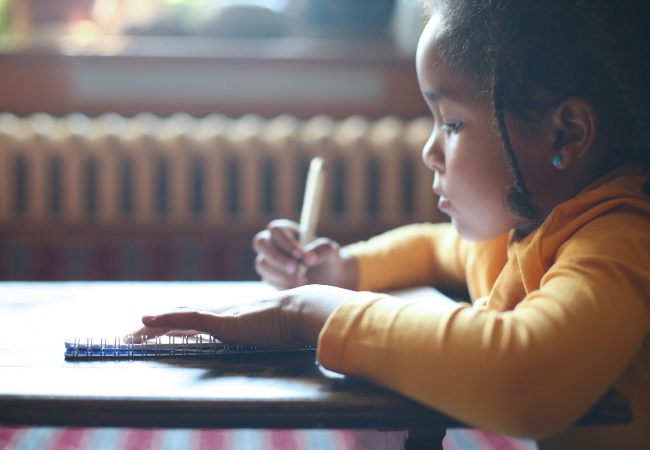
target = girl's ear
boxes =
[550,97,598,169]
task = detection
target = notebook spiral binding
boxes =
[64,335,314,360]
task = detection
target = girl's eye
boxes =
[441,121,462,133]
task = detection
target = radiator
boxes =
[0,112,441,281]
[0,113,440,226]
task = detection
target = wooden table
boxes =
[0,282,632,450]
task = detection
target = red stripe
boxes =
[122,429,157,450]
[268,430,298,450]
[470,429,523,450]
[49,428,87,450]
[196,430,227,450]
[333,430,355,450]
[0,427,23,450]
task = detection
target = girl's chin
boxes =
[449,218,472,240]
[451,218,505,243]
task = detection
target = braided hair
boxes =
[423,0,650,221]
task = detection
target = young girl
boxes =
[133,0,650,447]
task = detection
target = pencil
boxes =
[297,157,327,277]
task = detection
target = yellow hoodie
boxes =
[317,164,650,449]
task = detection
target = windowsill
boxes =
[1,34,415,64]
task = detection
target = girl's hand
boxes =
[127,285,353,348]
[252,219,358,291]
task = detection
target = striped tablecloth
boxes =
[0,427,537,450]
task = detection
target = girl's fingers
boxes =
[165,329,202,337]
[267,219,300,238]
[141,310,236,341]
[254,255,307,290]
[303,238,340,267]
[126,326,204,344]
[125,325,175,343]
[253,232,299,275]
[267,223,303,259]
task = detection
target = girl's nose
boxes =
[422,131,444,172]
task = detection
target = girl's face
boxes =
[416,18,527,242]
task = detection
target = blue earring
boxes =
[553,154,563,166]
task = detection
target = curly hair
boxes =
[422,0,650,221]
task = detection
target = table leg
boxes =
[405,427,446,450]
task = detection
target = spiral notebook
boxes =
[64,335,314,360]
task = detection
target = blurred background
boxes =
[0,0,441,282]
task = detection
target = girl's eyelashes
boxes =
[441,121,462,133]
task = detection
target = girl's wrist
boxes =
[287,285,353,347]
[337,248,359,290]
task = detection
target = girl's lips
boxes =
[437,195,451,210]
